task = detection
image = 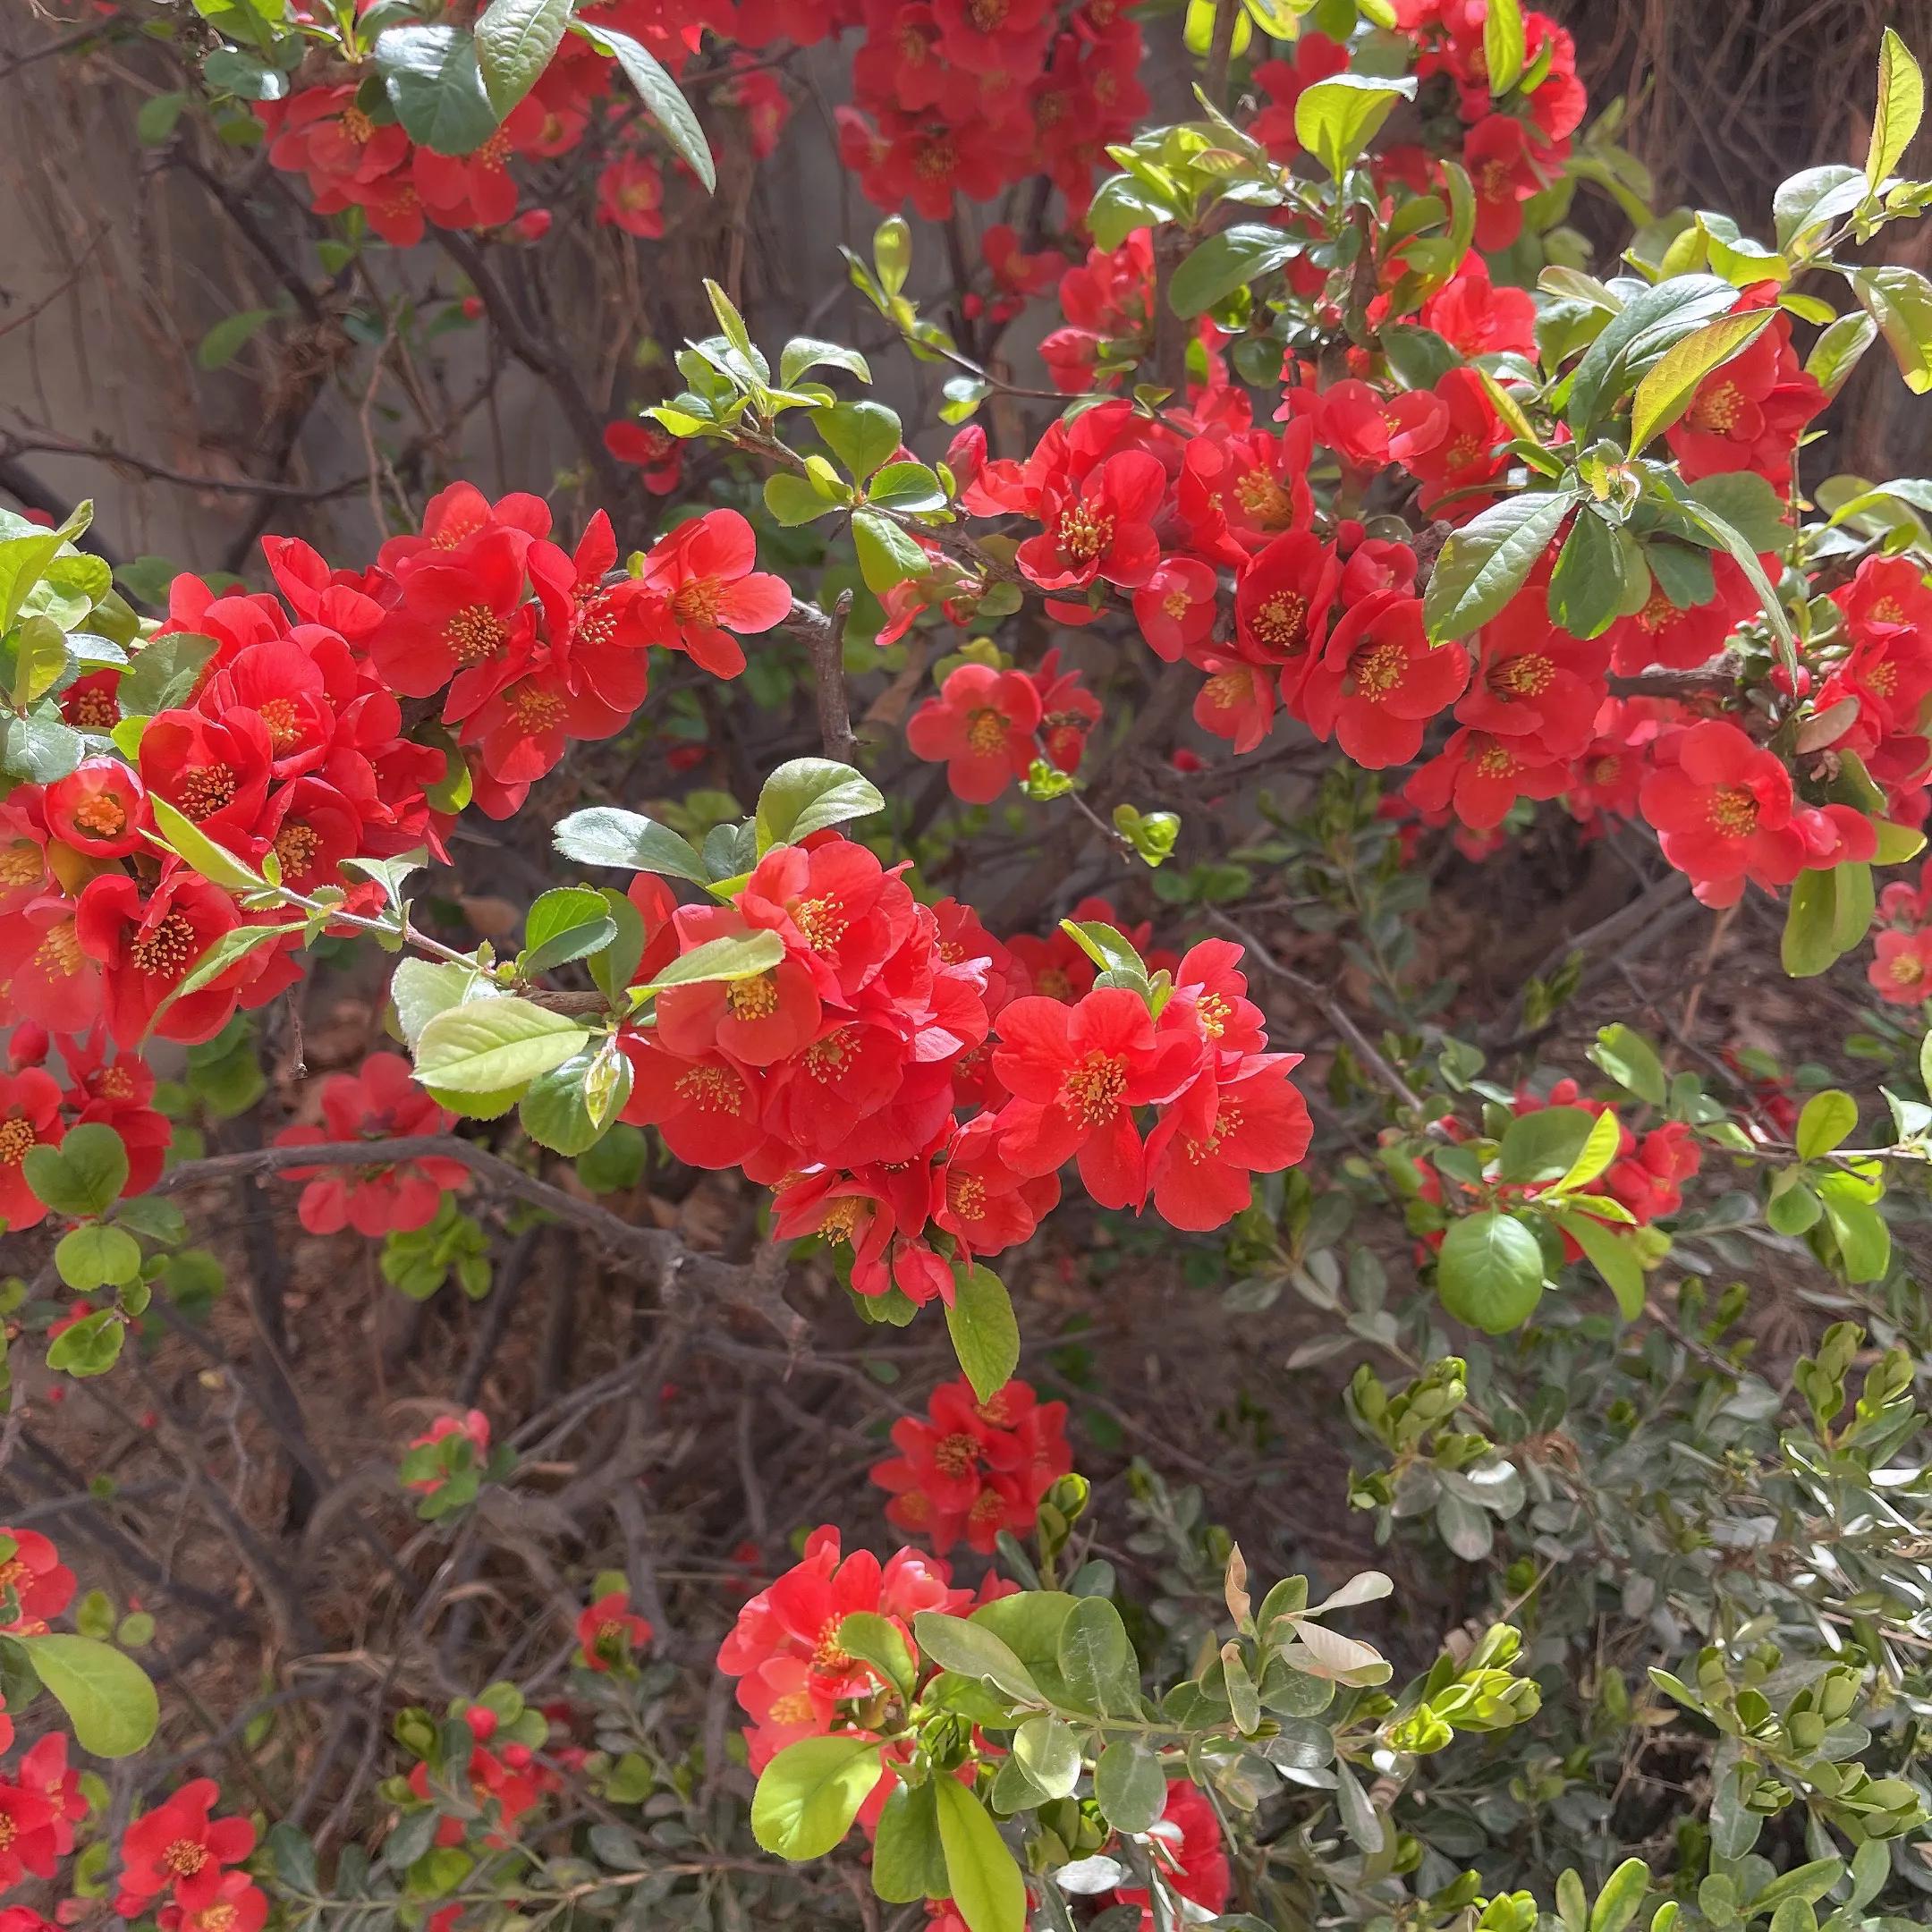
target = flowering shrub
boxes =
[5,4,1932,1932]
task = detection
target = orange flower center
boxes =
[1251,590,1309,656]
[163,1839,209,1877]
[964,708,1009,754]
[969,1487,1004,1524]
[1351,638,1409,700]
[131,910,197,979]
[73,792,128,837]
[1707,784,1758,836]
[1592,755,1622,784]
[915,138,957,180]
[258,697,303,750]
[341,106,375,144]
[1196,990,1231,1038]
[1056,504,1115,564]
[674,1064,743,1114]
[175,763,237,821]
[1162,589,1192,619]
[273,822,321,881]
[102,1066,135,1099]
[793,895,847,953]
[199,1906,238,1932]
[817,1198,863,1244]
[0,1117,36,1165]
[71,688,119,727]
[934,1431,979,1477]
[1204,670,1250,710]
[512,686,566,731]
[727,971,780,1020]
[1234,470,1292,526]
[672,579,722,627]
[1495,651,1554,698]
[1472,741,1519,779]
[1183,1102,1242,1162]
[948,1173,988,1221]
[35,919,83,980]
[812,1619,853,1672]
[770,1687,815,1724]
[1063,1049,1128,1124]
[446,604,506,665]
[0,843,41,886]
[1889,952,1925,986]
[1636,589,1676,633]
[1689,381,1744,435]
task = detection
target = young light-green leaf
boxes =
[412,997,589,1093]
[945,1264,1019,1404]
[13,1633,158,1757]
[1796,1088,1858,1160]
[1484,0,1525,94]
[1436,1210,1545,1334]
[1292,73,1417,181]
[1868,27,1924,191]
[1626,309,1775,454]
[750,1734,884,1860]
[932,1775,1028,1932]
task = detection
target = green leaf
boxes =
[44,1309,126,1377]
[945,1264,1019,1404]
[749,1735,884,1860]
[1868,27,1924,191]
[1546,508,1642,639]
[161,923,307,1024]
[375,23,498,155]
[0,500,91,631]
[1292,73,1417,180]
[412,997,589,1093]
[755,758,885,852]
[1589,1024,1667,1105]
[1012,1713,1080,1801]
[390,958,491,1046]
[147,794,263,891]
[1422,488,1579,643]
[474,0,572,116]
[814,401,903,480]
[120,631,216,714]
[932,1775,1027,1932]
[1782,867,1843,977]
[1852,265,1932,394]
[1773,165,1869,253]
[11,615,71,708]
[867,462,947,514]
[1626,309,1775,453]
[764,473,843,526]
[55,1225,142,1292]
[639,928,784,992]
[13,1633,157,1756]
[1552,1109,1623,1194]
[1496,1106,1597,1183]
[553,806,709,883]
[1796,1089,1858,1159]
[1552,1211,1647,1320]
[518,1048,628,1157]
[912,1611,1040,1706]
[22,1123,128,1217]
[873,1782,948,1904]
[1056,1596,1139,1716]
[2,716,82,785]
[852,511,931,596]
[197,308,275,372]
[1167,225,1297,319]
[780,337,872,388]
[1484,0,1525,94]
[1093,1739,1166,1833]
[137,90,189,145]
[1565,274,1740,436]
[1808,310,1877,396]
[1436,1210,1545,1333]
[521,886,619,977]
[836,1611,917,1701]
[1817,1174,1891,1282]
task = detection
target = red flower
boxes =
[139,707,274,843]
[1391,367,1510,510]
[1298,589,1470,767]
[1404,726,1573,830]
[1015,451,1165,593]
[1869,927,1932,1005]
[1665,305,1824,487]
[370,526,534,701]
[604,419,685,495]
[1455,584,1607,758]
[44,758,147,858]
[1111,1781,1231,1929]
[619,1038,769,1168]
[655,905,822,1065]
[1031,648,1103,773]
[1233,530,1340,673]
[1419,255,1538,358]
[1835,555,1932,645]
[597,156,665,237]
[1638,719,1804,904]
[118,1778,256,1911]
[1463,114,1544,250]
[174,1874,270,1932]
[62,1029,172,1195]
[933,1113,1061,1261]
[75,871,249,1048]
[993,987,1203,1209]
[639,510,791,678]
[1193,657,1278,754]
[1606,561,1757,675]
[0,1779,55,1888]
[907,663,1044,802]
[577,1590,654,1671]
[1133,555,1219,662]
[17,1733,83,1860]
[273,1052,468,1235]
[1168,939,1267,1055]
[0,1526,74,1632]
[1145,1054,1312,1231]
[0,1071,64,1233]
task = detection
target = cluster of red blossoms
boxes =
[616,840,1313,1304]
[258,2,793,249]
[835,0,1147,222]
[1867,856,1932,1005]
[1414,1079,1701,1249]
[272,1050,471,1235]
[0,1028,169,1232]
[906,647,1100,802]
[0,485,769,1152]
[869,1376,1072,1554]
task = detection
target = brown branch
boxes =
[0,428,370,502]
[0,225,110,342]
[787,589,859,763]
[151,1136,807,1343]
[1204,0,1240,110]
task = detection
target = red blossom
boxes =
[907,663,1044,801]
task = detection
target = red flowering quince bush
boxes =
[13,3,1932,1932]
